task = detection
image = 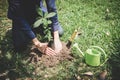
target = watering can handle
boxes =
[90,46,107,58]
[90,46,107,65]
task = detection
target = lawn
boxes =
[0,0,120,80]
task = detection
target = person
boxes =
[7,0,63,55]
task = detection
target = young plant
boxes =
[33,6,56,41]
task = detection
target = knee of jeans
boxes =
[47,6,57,12]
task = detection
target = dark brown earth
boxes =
[28,42,73,67]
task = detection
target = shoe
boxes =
[58,25,64,36]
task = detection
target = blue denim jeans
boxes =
[12,19,35,51]
[40,0,60,32]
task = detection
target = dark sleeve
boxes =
[8,0,36,39]
[7,0,23,18]
[20,18,36,40]
[15,17,36,40]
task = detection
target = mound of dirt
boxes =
[28,42,73,67]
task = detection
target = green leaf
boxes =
[36,7,43,16]
[47,20,52,24]
[5,52,12,60]
[42,18,48,26]
[33,19,43,28]
[45,12,56,18]
[44,13,48,17]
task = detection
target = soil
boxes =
[28,41,73,67]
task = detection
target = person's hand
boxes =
[44,46,56,56]
[36,43,56,56]
[53,31,62,53]
[54,38,62,53]
[32,38,56,56]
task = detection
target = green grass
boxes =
[0,0,120,80]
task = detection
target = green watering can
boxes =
[73,43,107,66]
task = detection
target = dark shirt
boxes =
[8,0,40,24]
[7,0,40,39]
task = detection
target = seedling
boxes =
[33,6,56,41]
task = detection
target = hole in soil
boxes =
[29,41,73,67]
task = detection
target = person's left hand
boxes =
[37,43,56,56]
[54,39,62,53]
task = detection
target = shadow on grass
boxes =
[0,30,32,80]
[108,0,120,80]
[109,22,120,80]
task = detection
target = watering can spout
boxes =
[73,43,85,56]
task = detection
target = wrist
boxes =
[53,31,60,40]
[32,38,41,47]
